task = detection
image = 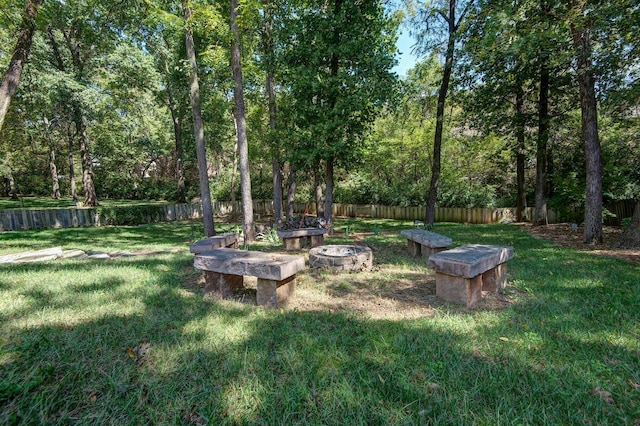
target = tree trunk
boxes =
[44,116,61,199]
[231,0,255,242]
[164,59,186,204]
[324,157,335,234]
[7,172,17,199]
[286,167,296,221]
[74,108,98,207]
[570,5,603,244]
[230,139,238,211]
[49,145,61,199]
[67,123,78,202]
[0,0,43,132]
[614,199,640,248]
[323,0,342,235]
[263,0,283,224]
[534,61,549,225]
[184,2,215,237]
[315,168,324,218]
[425,0,456,226]
[515,85,526,222]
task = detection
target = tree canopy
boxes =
[0,0,638,243]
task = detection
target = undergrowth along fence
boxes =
[0,199,634,232]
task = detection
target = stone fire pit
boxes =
[308,245,373,271]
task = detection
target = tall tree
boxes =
[184,0,216,236]
[261,0,283,223]
[280,0,397,233]
[568,0,602,244]
[0,0,43,132]
[533,0,552,225]
[410,0,473,226]
[230,0,255,242]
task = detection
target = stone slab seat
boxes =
[193,248,306,307]
[277,228,327,250]
[400,229,453,258]
[427,244,514,308]
[189,233,239,254]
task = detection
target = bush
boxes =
[96,204,167,226]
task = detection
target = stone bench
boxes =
[277,228,327,250]
[400,229,453,258]
[427,244,514,308]
[193,248,306,307]
[189,233,239,254]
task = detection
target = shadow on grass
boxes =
[1,223,638,424]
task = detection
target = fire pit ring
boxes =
[308,245,373,271]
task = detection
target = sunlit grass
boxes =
[0,220,638,424]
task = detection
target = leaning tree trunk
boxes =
[534,61,549,225]
[0,0,43,132]
[184,2,215,237]
[425,0,456,226]
[614,199,640,249]
[231,0,255,242]
[570,7,603,244]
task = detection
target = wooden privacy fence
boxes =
[0,203,203,232]
[1,199,635,232]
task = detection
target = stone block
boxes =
[256,275,296,307]
[435,272,482,308]
[190,233,239,254]
[428,244,513,278]
[203,271,244,298]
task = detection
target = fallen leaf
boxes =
[126,347,136,358]
[629,380,640,389]
[591,387,615,404]
[86,389,101,403]
[499,337,509,342]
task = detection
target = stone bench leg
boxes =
[481,263,508,293]
[257,274,296,307]
[310,235,324,248]
[435,272,482,308]
[283,237,301,250]
[407,240,421,257]
[203,271,244,298]
[421,245,447,259]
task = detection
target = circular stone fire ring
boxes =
[308,245,373,271]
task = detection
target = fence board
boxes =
[1,198,636,232]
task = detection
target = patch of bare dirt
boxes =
[186,233,523,320]
[520,223,640,264]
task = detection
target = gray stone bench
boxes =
[193,248,306,307]
[427,244,514,308]
[400,229,453,258]
[277,228,326,250]
[189,233,239,254]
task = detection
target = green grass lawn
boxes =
[0,220,638,424]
